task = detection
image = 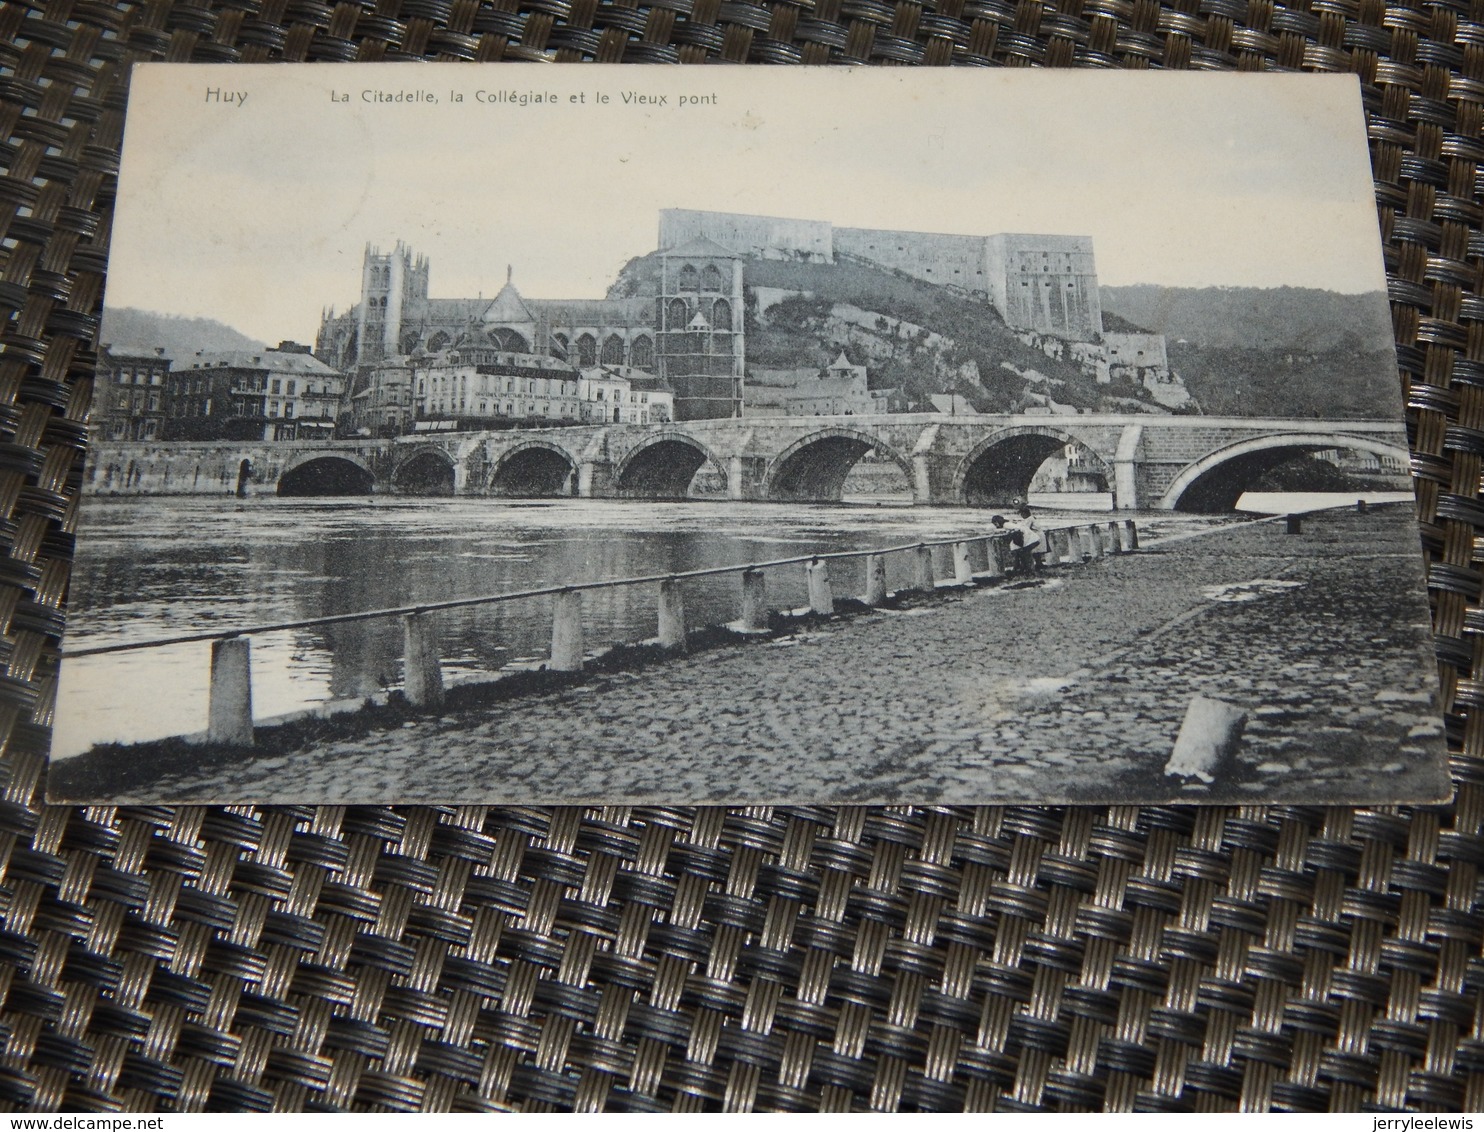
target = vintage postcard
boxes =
[49,64,1449,805]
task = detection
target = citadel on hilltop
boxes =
[311,209,1178,426]
[657,209,1103,343]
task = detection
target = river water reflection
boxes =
[55,495,1232,758]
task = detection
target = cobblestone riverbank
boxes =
[103,507,1449,805]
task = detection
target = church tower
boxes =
[656,236,744,420]
[355,242,429,364]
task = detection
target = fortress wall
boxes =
[658,209,833,262]
[1105,332,1169,372]
[987,234,1102,341]
[834,227,991,292]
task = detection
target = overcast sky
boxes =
[107,65,1387,345]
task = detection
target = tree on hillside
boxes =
[1171,345,1401,419]
[766,295,832,334]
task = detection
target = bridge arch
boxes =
[1161,432,1411,512]
[763,427,915,504]
[952,426,1112,507]
[390,446,457,496]
[278,452,376,496]
[489,440,578,497]
[613,431,728,499]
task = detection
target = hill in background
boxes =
[101,308,265,359]
[1099,285,1395,352]
[1166,342,1405,419]
[1100,285,1403,419]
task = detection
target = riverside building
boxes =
[95,346,172,441]
[577,366,675,424]
[164,344,344,441]
[412,350,580,429]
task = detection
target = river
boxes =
[50,491,1406,758]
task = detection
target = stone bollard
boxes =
[1123,519,1139,550]
[986,535,1010,579]
[402,612,445,708]
[912,544,936,591]
[1286,514,1302,535]
[740,568,769,632]
[969,537,991,575]
[1164,695,1249,784]
[1108,521,1124,555]
[1036,530,1055,568]
[863,554,888,605]
[658,577,687,651]
[952,541,974,585]
[550,589,585,672]
[207,637,254,746]
[1085,525,1104,560]
[1356,498,1368,513]
[806,558,834,615]
[1046,528,1069,566]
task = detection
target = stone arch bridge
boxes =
[87,414,1410,512]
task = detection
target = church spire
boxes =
[507,264,513,284]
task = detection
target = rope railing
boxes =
[65,519,1140,748]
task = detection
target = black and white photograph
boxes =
[49,64,1450,806]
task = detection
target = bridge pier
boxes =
[577,460,614,498]
[1112,424,1141,511]
[727,455,768,501]
[1112,470,1139,509]
[911,453,961,506]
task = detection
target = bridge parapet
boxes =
[84,415,1411,508]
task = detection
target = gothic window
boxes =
[679,264,699,292]
[400,330,420,354]
[600,335,625,365]
[488,328,529,353]
[665,298,688,328]
[712,299,732,331]
[701,264,723,292]
[427,331,451,352]
[630,335,654,370]
[575,334,597,367]
[551,333,569,360]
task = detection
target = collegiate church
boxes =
[315,233,745,420]
[315,210,1105,420]
[314,249,660,379]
